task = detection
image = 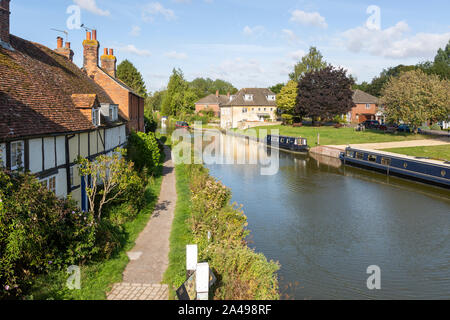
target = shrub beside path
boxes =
[107,146,176,300]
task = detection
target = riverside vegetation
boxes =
[0,131,163,300]
[164,160,280,300]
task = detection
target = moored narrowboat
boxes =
[266,135,309,152]
[340,147,450,189]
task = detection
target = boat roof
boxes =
[346,147,450,168]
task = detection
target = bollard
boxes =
[186,245,198,279]
[196,262,209,300]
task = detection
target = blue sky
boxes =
[10,0,450,92]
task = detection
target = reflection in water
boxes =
[205,133,450,300]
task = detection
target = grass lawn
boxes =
[380,145,450,161]
[233,125,429,146]
[162,163,193,299]
[28,173,164,300]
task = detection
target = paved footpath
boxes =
[107,146,176,300]
[329,138,450,151]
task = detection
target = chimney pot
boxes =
[92,29,97,40]
[104,48,108,55]
[109,48,114,56]
[65,42,71,49]
[57,37,63,49]
[86,31,92,40]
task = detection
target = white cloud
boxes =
[342,21,450,59]
[290,10,327,29]
[73,0,110,16]
[130,26,141,37]
[143,2,176,22]
[120,45,152,57]
[282,29,302,45]
[243,25,265,37]
[165,51,188,60]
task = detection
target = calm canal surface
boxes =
[201,133,450,300]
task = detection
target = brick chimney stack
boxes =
[0,0,11,45]
[101,47,117,78]
[216,90,219,97]
[83,29,100,77]
[54,37,74,62]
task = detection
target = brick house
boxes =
[220,88,278,129]
[347,89,380,124]
[82,30,145,133]
[0,0,126,211]
[194,91,229,117]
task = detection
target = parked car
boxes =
[175,121,190,129]
[361,120,380,129]
[397,124,411,133]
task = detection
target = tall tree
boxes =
[295,66,355,123]
[116,60,148,98]
[434,40,450,65]
[289,47,328,82]
[269,83,284,94]
[189,77,237,98]
[276,81,298,114]
[161,69,199,116]
[380,69,450,132]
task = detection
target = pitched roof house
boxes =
[347,89,380,124]
[220,88,277,129]
[194,91,229,117]
[81,30,145,133]
[0,0,126,210]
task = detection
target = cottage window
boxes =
[41,176,56,194]
[10,141,24,170]
[366,104,371,110]
[0,143,5,168]
[244,94,254,101]
[242,108,248,113]
[92,109,100,126]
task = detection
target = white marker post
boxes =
[196,262,209,300]
[186,244,198,279]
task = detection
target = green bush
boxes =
[0,170,96,298]
[126,132,161,174]
[144,115,158,133]
[186,164,280,300]
[431,123,442,131]
[281,114,293,125]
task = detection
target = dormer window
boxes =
[109,104,119,121]
[267,95,276,101]
[244,94,254,101]
[92,108,100,126]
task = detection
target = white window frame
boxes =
[109,105,119,122]
[41,175,56,194]
[92,108,100,126]
[10,141,25,171]
[267,95,276,101]
[0,143,5,168]
[244,94,253,101]
[366,104,371,110]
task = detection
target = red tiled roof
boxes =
[0,35,115,141]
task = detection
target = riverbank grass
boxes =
[380,145,450,161]
[234,125,429,146]
[28,174,163,300]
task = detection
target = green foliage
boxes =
[269,83,285,94]
[161,68,199,116]
[380,69,450,131]
[189,78,237,98]
[0,170,96,298]
[289,47,328,82]
[174,164,280,300]
[276,80,298,115]
[145,90,166,112]
[126,132,161,174]
[281,114,294,125]
[144,112,158,133]
[116,60,148,98]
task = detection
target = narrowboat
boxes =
[175,121,190,129]
[266,135,309,152]
[340,147,450,189]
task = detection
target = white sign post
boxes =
[186,245,198,279]
[196,262,209,300]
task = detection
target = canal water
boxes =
[200,133,450,300]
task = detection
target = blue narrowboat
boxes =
[266,135,309,152]
[340,147,450,189]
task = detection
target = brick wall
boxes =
[195,103,220,117]
[0,0,10,44]
[351,103,377,123]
